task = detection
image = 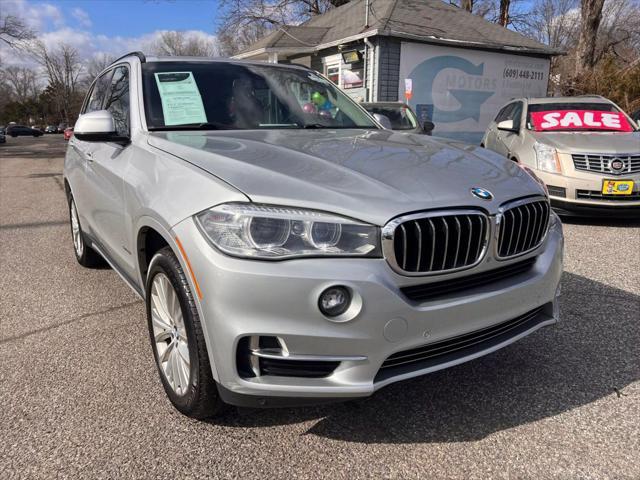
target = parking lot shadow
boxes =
[216,272,639,443]
[559,216,640,228]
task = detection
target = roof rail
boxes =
[111,51,146,65]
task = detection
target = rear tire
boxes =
[68,195,103,267]
[146,246,226,419]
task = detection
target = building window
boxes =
[325,64,340,85]
[341,63,363,89]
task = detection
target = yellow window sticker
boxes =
[154,72,207,126]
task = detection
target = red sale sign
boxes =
[530,110,633,132]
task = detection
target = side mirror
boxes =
[497,119,517,133]
[74,110,129,144]
[373,113,393,130]
[422,120,435,133]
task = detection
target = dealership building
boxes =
[233,0,560,143]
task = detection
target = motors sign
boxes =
[399,43,550,143]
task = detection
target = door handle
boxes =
[85,150,94,162]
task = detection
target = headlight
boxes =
[534,142,562,173]
[195,203,381,259]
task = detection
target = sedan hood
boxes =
[532,131,640,154]
[148,129,544,226]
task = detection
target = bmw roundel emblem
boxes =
[471,187,493,201]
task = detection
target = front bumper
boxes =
[537,153,640,216]
[172,217,564,407]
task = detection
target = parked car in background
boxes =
[0,132,5,144]
[57,123,67,133]
[65,53,562,418]
[5,125,44,137]
[482,96,639,217]
[64,127,74,140]
[361,102,434,135]
[45,125,58,133]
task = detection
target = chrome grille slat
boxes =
[498,199,550,259]
[505,210,515,256]
[464,216,473,265]
[387,211,488,275]
[441,217,449,270]
[414,221,422,272]
[452,217,461,268]
[572,153,640,175]
[399,224,407,270]
[427,219,436,271]
[474,216,484,260]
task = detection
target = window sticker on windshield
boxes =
[530,110,633,132]
[154,72,207,126]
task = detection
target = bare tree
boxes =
[594,0,640,62]
[451,0,529,29]
[498,0,511,25]
[2,66,38,103]
[0,14,35,48]
[461,0,474,11]
[524,0,579,49]
[82,53,116,89]
[150,31,218,57]
[575,0,606,75]
[216,0,346,55]
[27,41,84,123]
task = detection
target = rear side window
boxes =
[85,71,113,113]
[510,102,523,130]
[495,104,515,122]
[104,66,130,136]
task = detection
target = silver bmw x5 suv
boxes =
[64,53,563,418]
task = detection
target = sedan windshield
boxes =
[525,102,636,132]
[142,62,377,131]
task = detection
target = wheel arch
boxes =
[135,215,221,382]
[136,221,173,286]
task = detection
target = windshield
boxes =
[363,104,417,130]
[526,102,635,132]
[142,62,377,131]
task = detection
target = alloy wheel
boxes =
[150,273,191,395]
[70,200,84,257]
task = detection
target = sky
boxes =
[1,0,221,67]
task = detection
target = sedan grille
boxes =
[385,212,488,274]
[572,153,640,175]
[497,199,550,258]
[576,189,640,201]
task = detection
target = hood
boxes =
[532,131,640,154]
[148,129,544,226]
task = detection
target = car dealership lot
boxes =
[1,135,638,479]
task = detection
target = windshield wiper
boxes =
[149,122,229,131]
[302,123,375,129]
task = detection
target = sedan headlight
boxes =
[195,203,381,259]
[534,142,562,173]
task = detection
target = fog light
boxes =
[318,286,351,317]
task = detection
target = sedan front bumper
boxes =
[172,216,564,407]
[538,153,640,216]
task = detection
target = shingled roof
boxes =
[235,0,559,57]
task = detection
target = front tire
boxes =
[146,246,225,419]
[68,195,103,267]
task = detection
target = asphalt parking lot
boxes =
[1,134,638,479]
